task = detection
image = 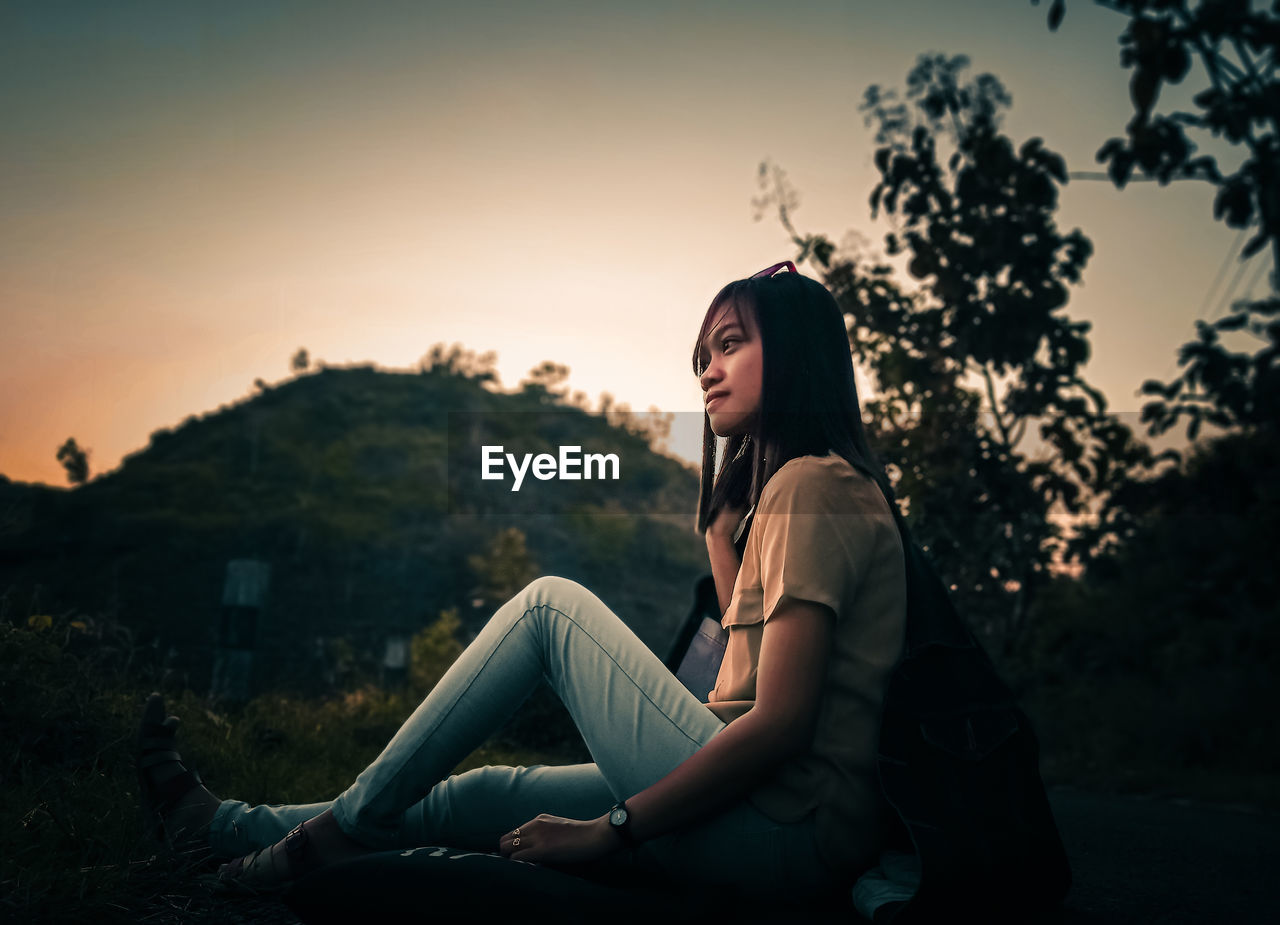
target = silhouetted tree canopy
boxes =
[519,360,571,402]
[55,438,89,486]
[758,54,1170,652]
[1034,0,1280,439]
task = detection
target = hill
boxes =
[0,363,707,694]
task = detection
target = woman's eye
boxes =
[721,338,738,351]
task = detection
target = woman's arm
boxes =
[705,502,747,615]
[498,597,835,863]
[706,531,741,616]
[625,596,834,839]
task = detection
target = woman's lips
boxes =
[706,393,728,410]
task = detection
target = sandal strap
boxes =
[219,828,310,894]
[151,767,205,814]
[137,750,183,768]
[281,823,312,879]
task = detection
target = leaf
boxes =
[1241,231,1270,259]
[1215,311,1249,331]
[1212,181,1253,227]
[1192,87,1220,109]
[1044,150,1067,183]
[1165,45,1190,83]
[1096,137,1124,162]
[1107,150,1135,188]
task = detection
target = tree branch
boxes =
[981,362,1014,451]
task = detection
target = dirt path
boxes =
[1050,787,1278,924]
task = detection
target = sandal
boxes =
[216,822,316,896]
[135,691,209,853]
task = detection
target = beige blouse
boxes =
[705,451,907,874]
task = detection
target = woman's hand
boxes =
[496,813,622,866]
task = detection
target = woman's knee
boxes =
[518,575,586,609]
[484,575,618,644]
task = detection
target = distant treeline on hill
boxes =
[0,363,706,694]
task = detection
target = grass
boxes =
[0,615,567,924]
[5,606,1275,923]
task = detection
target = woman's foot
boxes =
[216,809,371,894]
[136,692,221,853]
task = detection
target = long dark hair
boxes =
[690,270,895,540]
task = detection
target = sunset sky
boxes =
[1,0,1267,486]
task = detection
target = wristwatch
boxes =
[607,801,635,846]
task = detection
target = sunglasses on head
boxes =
[750,260,797,278]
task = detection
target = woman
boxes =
[135,261,909,904]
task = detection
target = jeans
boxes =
[208,576,842,900]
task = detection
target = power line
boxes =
[1067,171,1164,182]
[1211,249,1257,322]
[1150,230,1261,386]
[1196,227,1250,321]
[1234,257,1271,314]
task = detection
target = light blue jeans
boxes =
[208,576,842,900]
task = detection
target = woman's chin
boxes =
[708,411,751,438]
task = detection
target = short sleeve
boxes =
[753,459,882,624]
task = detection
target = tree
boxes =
[519,360,571,402]
[291,348,310,374]
[409,608,464,695]
[56,437,89,486]
[757,54,1168,652]
[467,527,539,609]
[418,342,500,386]
[1008,425,1280,785]
[1034,0,1280,440]
[597,394,675,454]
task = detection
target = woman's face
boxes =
[697,303,763,438]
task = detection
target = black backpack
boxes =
[872,507,1072,923]
[663,499,1073,923]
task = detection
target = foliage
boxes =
[758,54,1169,651]
[1035,0,1280,439]
[467,528,540,611]
[0,363,705,689]
[519,360,571,402]
[417,342,500,387]
[409,607,464,694]
[56,436,90,485]
[0,611,568,923]
[1007,427,1279,802]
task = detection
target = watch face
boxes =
[610,807,628,826]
